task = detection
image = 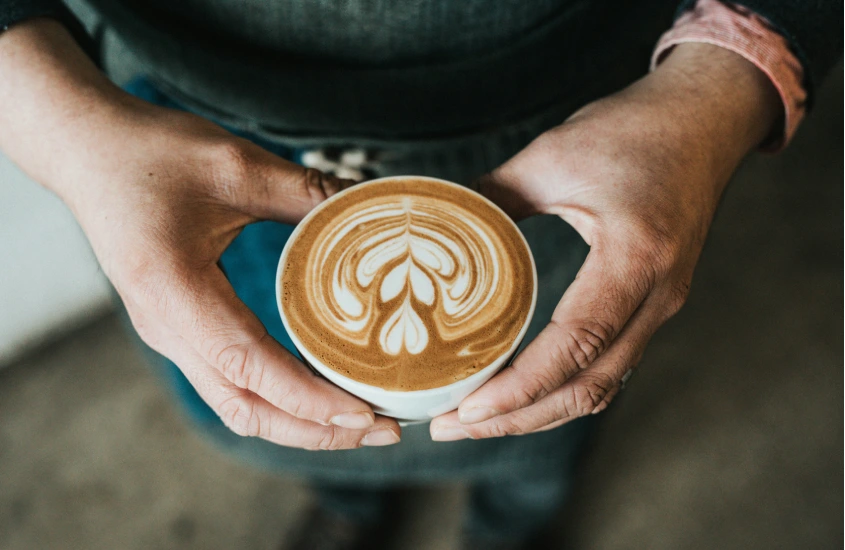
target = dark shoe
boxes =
[281,507,384,550]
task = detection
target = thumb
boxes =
[457,247,651,420]
[472,132,564,223]
[154,263,379,429]
[215,139,356,224]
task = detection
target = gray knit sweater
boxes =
[1,0,841,139]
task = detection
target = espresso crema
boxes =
[280,178,534,391]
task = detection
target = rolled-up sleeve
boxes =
[654,0,842,150]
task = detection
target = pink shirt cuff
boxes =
[651,0,807,151]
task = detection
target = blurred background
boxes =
[0,3,842,548]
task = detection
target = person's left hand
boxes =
[430,43,781,441]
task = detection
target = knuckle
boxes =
[560,373,614,417]
[217,395,260,437]
[529,372,558,402]
[599,387,620,411]
[555,319,615,370]
[507,365,561,407]
[280,392,305,419]
[482,418,524,438]
[314,428,348,451]
[626,219,682,278]
[527,369,560,403]
[510,383,544,409]
[300,167,336,207]
[216,342,251,387]
[214,336,266,391]
[664,279,691,318]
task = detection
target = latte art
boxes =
[280,178,535,391]
[313,197,502,357]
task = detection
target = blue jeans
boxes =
[124,76,593,541]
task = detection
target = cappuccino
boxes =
[280,177,534,391]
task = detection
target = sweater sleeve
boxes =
[675,0,843,108]
[0,0,97,62]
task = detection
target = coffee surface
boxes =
[280,178,534,391]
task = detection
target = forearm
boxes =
[0,18,136,199]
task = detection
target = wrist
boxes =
[642,43,781,173]
[0,19,139,200]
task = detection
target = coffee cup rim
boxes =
[275,175,538,397]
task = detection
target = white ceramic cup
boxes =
[276,176,537,422]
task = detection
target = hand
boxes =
[0,20,401,450]
[430,44,781,440]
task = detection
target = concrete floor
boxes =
[1,67,841,550]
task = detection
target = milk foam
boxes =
[281,178,534,391]
[309,196,500,355]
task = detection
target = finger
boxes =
[152,320,401,449]
[226,396,401,450]
[182,349,401,450]
[433,298,659,440]
[529,364,625,434]
[456,248,652,425]
[464,350,637,438]
[186,363,401,450]
[139,264,381,430]
[212,139,356,223]
[591,384,622,415]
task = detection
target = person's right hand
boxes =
[0,20,401,450]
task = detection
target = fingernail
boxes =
[360,429,400,447]
[459,406,500,425]
[330,412,375,430]
[431,426,471,442]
